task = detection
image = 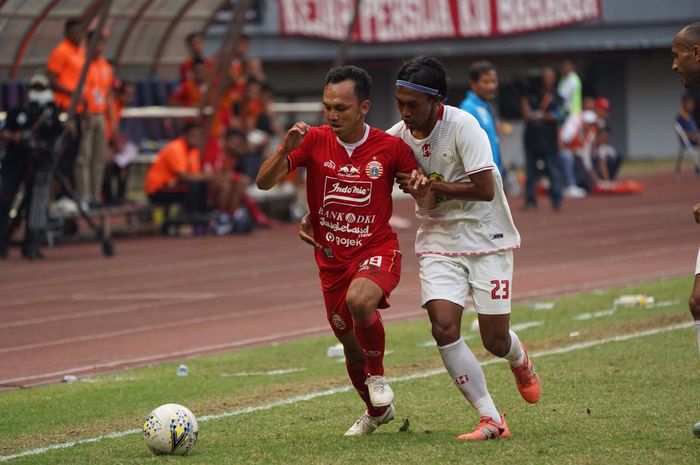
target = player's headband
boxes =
[395,79,439,96]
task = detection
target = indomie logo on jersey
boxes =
[323,177,372,208]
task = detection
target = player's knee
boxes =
[431,321,461,347]
[483,334,510,358]
[689,292,700,320]
[345,291,374,319]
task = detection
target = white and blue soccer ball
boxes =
[143,403,198,455]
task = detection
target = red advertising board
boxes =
[279,0,601,43]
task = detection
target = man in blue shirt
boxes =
[459,61,503,176]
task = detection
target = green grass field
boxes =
[1,276,698,464]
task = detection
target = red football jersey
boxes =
[288,125,418,274]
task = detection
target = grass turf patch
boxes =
[0,276,698,464]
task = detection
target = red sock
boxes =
[353,310,385,377]
[345,360,385,417]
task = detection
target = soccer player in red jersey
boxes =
[256,65,420,436]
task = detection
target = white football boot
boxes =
[344,403,396,436]
[365,375,394,407]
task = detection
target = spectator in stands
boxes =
[222,127,262,182]
[144,123,249,233]
[558,59,582,119]
[75,30,113,208]
[145,122,210,214]
[47,17,85,194]
[559,97,596,198]
[677,92,700,147]
[594,96,611,128]
[521,66,563,211]
[459,60,504,176]
[47,18,85,111]
[590,127,622,182]
[180,31,213,83]
[255,83,284,139]
[103,80,136,205]
[170,57,208,107]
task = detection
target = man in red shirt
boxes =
[256,66,420,436]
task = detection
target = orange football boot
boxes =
[510,343,541,403]
[457,414,510,441]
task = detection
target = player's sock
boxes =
[353,310,385,376]
[504,330,526,367]
[695,320,700,358]
[346,360,385,417]
[438,337,500,422]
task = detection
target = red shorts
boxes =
[321,250,402,338]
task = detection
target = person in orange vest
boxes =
[75,30,113,208]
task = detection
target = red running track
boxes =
[0,170,697,388]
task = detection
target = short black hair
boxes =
[325,65,372,101]
[65,17,81,34]
[468,61,496,82]
[186,31,203,45]
[396,56,448,101]
[182,121,201,135]
[225,128,247,140]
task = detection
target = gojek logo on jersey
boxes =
[323,177,372,207]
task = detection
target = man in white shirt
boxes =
[387,56,541,441]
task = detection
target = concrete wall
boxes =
[625,52,687,159]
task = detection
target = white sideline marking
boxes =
[0,321,692,463]
[510,320,544,331]
[221,368,307,377]
[575,309,616,321]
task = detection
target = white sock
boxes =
[438,337,500,422]
[695,321,700,358]
[504,330,526,367]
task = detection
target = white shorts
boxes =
[695,247,700,276]
[419,250,514,315]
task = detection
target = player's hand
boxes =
[281,122,309,154]
[407,169,433,198]
[298,212,322,250]
[396,171,412,193]
[693,202,700,224]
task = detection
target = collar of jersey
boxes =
[336,123,370,157]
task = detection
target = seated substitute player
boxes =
[387,57,541,440]
[256,65,420,436]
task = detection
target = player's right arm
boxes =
[256,122,309,190]
[693,202,700,224]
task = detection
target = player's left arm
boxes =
[693,201,700,224]
[429,114,495,202]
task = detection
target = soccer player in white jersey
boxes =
[672,22,700,360]
[386,56,541,440]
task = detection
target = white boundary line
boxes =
[0,321,692,463]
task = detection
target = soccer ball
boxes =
[143,403,198,455]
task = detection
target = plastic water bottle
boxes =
[176,364,189,377]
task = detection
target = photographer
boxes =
[0,73,63,260]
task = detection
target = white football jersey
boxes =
[387,105,520,255]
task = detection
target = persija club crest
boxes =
[365,160,383,179]
[422,143,431,157]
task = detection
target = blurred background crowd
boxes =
[0,0,697,258]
